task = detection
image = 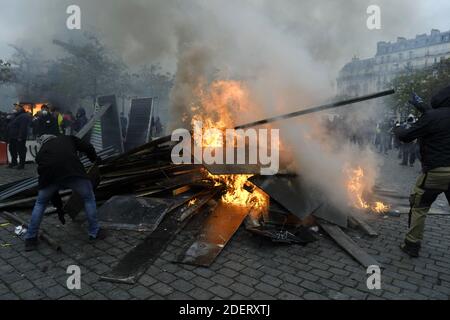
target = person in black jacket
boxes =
[24,134,105,251]
[6,104,31,169]
[73,107,88,133]
[394,86,450,257]
[34,104,60,137]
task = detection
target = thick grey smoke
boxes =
[0,0,431,210]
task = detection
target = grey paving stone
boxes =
[190,276,215,290]
[255,283,280,296]
[10,279,34,294]
[260,274,283,287]
[299,280,326,294]
[106,288,132,300]
[249,290,276,300]
[157,271,178,284]
[18,288,46,300]
[208,285,233,298]
[303,292,328,300]
[167,292,193,300]
[217,267,239,278]
[138,275,158,287]
[211,274,234,287]
[33,276,58,290]
[129,285,153,299]
[45,285,70,299]
[150,282,174,296]
[81,291,108,300]
[0,292,20,300]
[392,279,418,291]
[229,282,255,297]
[171,279,195,293]
[188,287,214,300]
[235,274,260,287]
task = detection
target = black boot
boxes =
[400,239,421,258]
[7,163,17,169]
[25,237,38,252]
[16,164,25,170]
[89,228,107,241]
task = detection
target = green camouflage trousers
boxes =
[406,167,450,243]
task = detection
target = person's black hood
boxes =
[431,85,450,109]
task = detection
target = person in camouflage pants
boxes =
[395,87,450,257]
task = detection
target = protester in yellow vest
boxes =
[50,106,64,134]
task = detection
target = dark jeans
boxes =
[25,177,100,239]
[8,139,27,165]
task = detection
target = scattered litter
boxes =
[14,225,27,237]
[388,210,401,217]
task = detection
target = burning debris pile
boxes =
[0,87,395,284]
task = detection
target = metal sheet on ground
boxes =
[97,195,175,231]
[177,201,249,267]
[249,175,323,219]
[313,203,348,228]
[100,191,214,284]
[318,221,380,268]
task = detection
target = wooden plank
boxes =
[1,211,62,251]
[0,191,71,210]
[178,187,223,222]
[348,214,378,237]
[177,201,249,267]
[318,221,380,268]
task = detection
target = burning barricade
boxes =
[0,86,395,284]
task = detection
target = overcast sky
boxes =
[1,0,450,71]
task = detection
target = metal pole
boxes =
[234,89,395,129]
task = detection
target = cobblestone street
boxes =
[1,150,450,300]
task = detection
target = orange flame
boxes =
[188,198,198,207]
[345,165,389,213]
[190,80,268,211]
[22,103,46,116]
